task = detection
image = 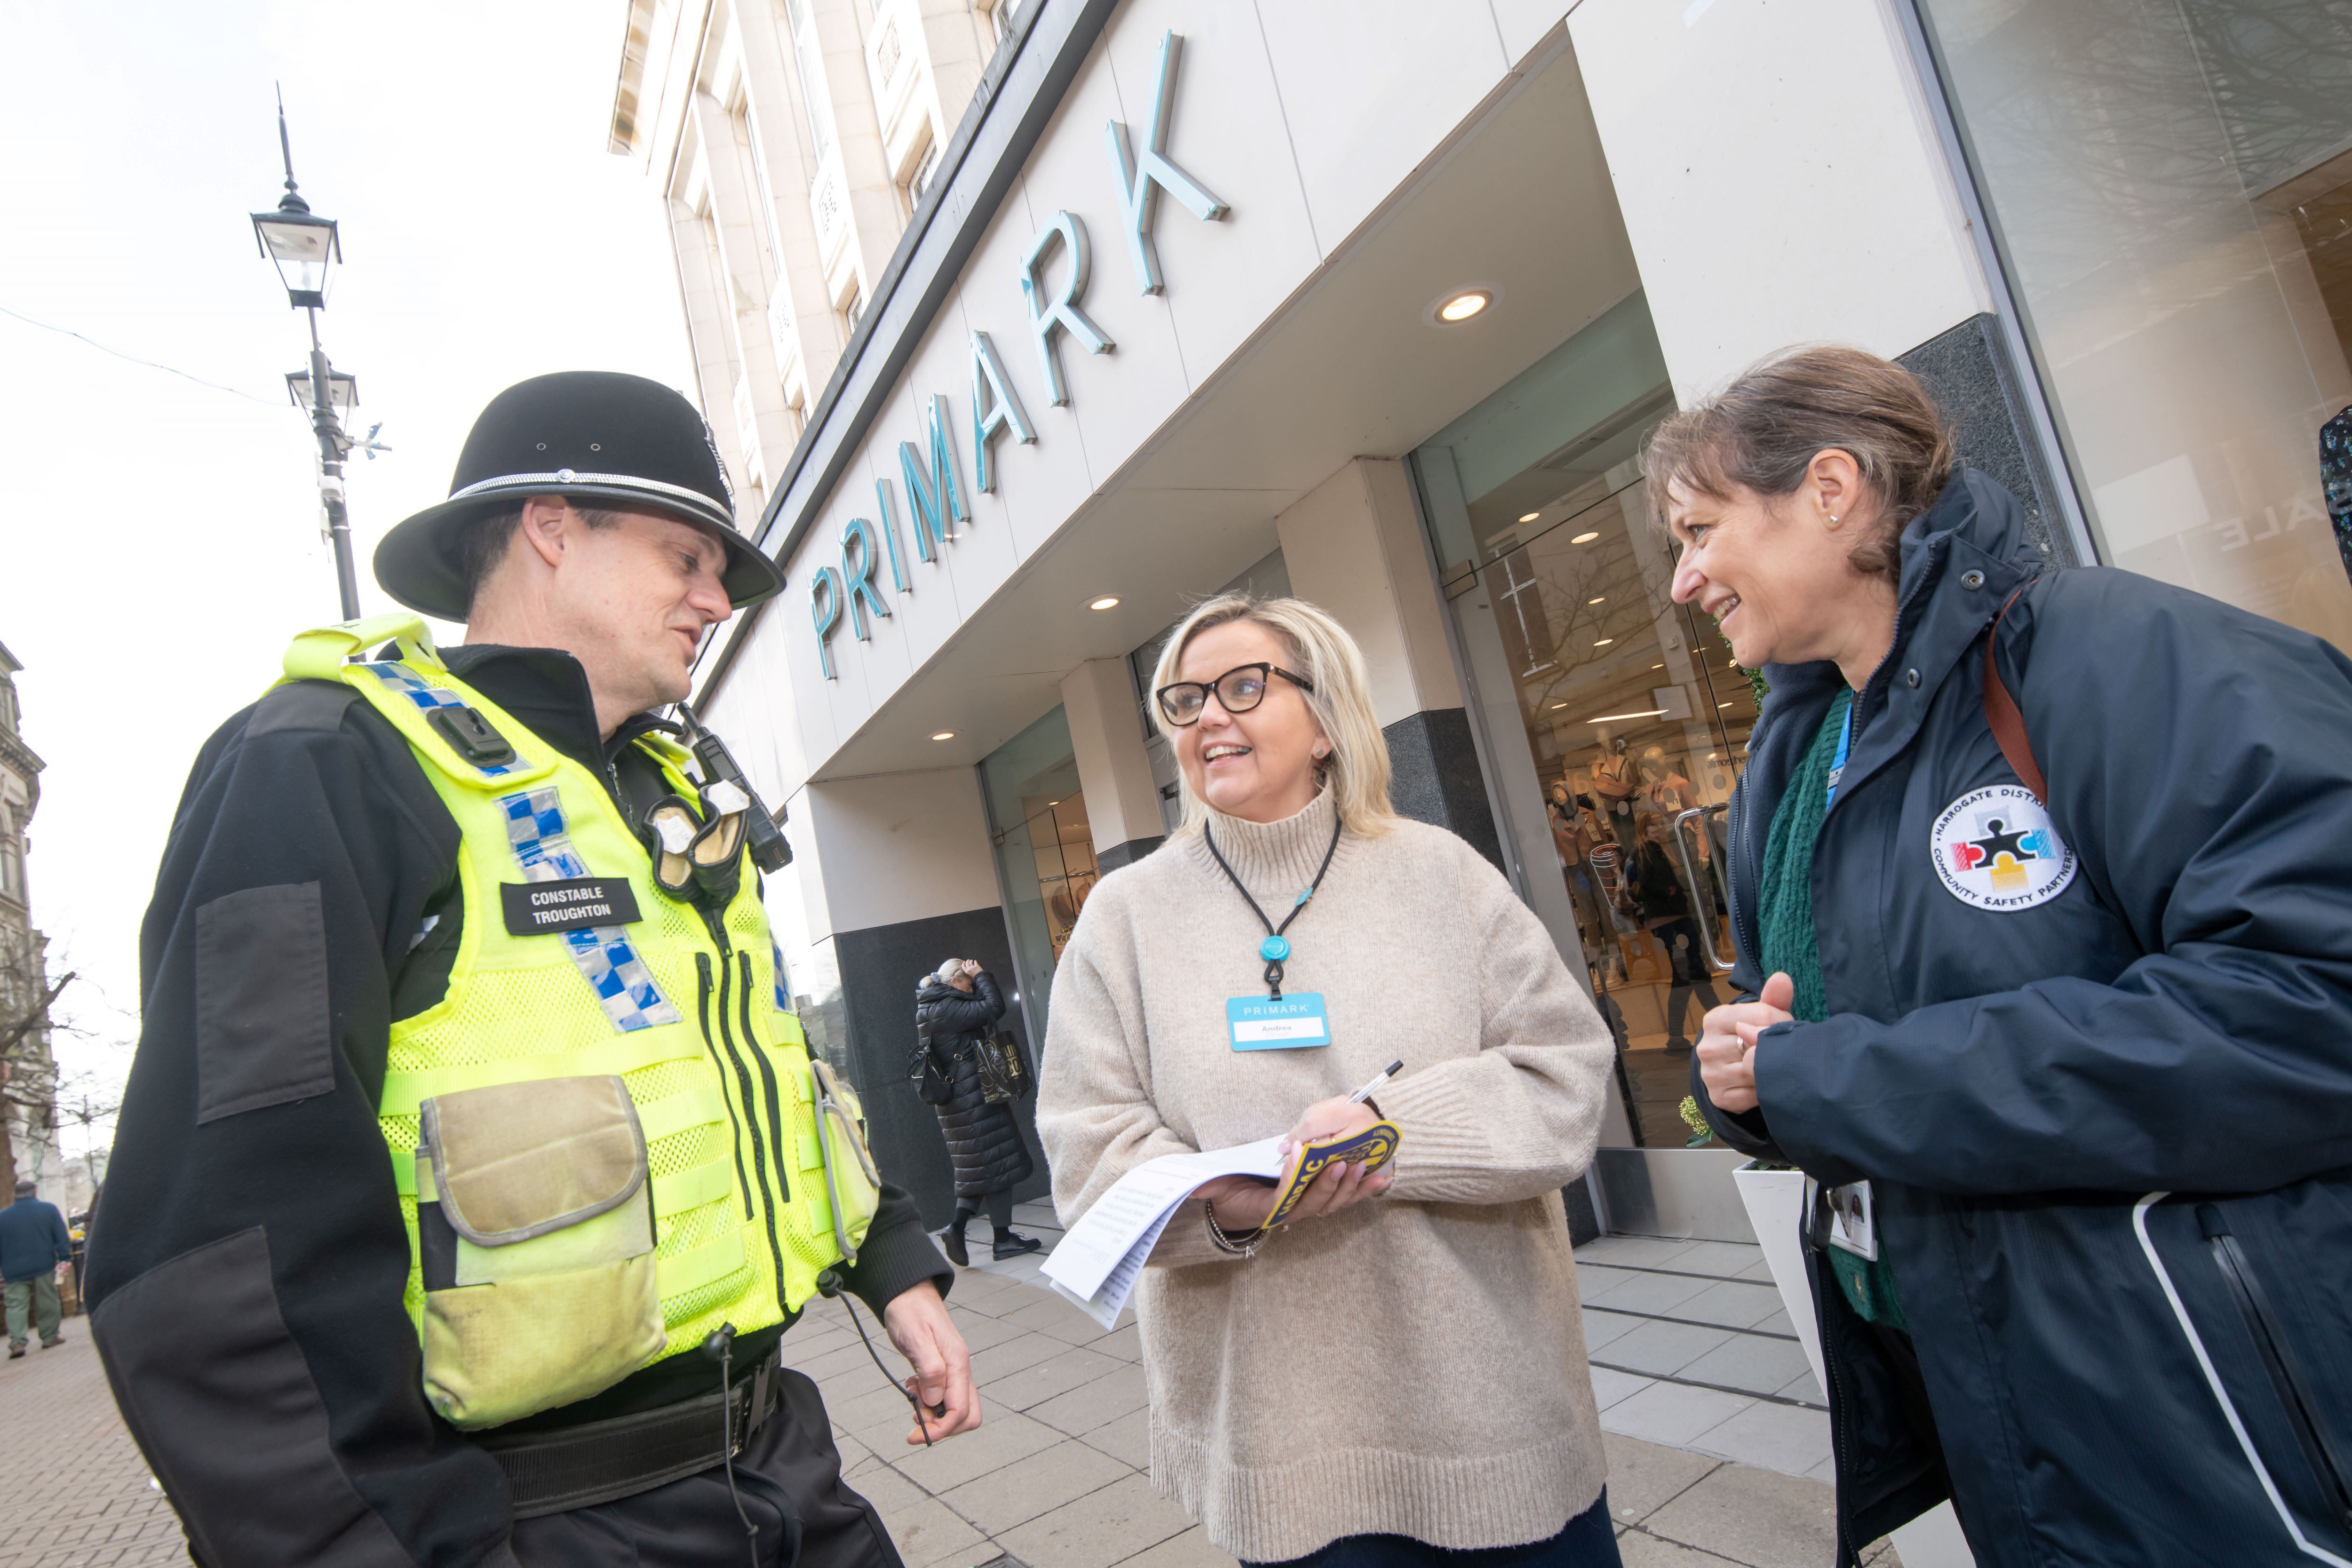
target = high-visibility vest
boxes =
[278,615,850,1426]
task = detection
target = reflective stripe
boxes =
[380,1034,706,1111]
[501,786,682,1032]
[365,664,525,779]
[658,1229,751,1300]
[2131,1194,2352,1568]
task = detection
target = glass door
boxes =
[1414,292,1758,1150]
[978,706,1101,1050]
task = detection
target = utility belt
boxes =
[471,1349,785,1518]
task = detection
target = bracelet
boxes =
[1205,1200,1268,1258]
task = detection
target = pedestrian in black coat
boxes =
[915,960,1040,1264]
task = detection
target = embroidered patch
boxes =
[1930,786,2077,911]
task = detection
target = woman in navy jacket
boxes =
[1664,347,2352,1567]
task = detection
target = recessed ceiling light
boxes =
[1652,663,1665,670]
[1088,595,1120,611]
[1571,531,1600,545]
[930,730,956,741]
[1594,638,1614,647]
[1588,595,1605,605]
[1718,701,1732,708]
[1437,289,1491,322]
[1518,511,1540,524]
[1549,702,1566,710]
[1727,659,1738,668]
[1048,800,1059,806]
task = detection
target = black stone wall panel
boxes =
[830,905,1052,1228]
[1384,707,1506,873]
[1899,312,2075,566]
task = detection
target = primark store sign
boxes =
[806,31,1227,678]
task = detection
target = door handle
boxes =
[1672,805,1734,974]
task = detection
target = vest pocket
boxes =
[414,1075,665,1430]
[810,1059,882,1265]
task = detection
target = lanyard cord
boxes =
[1201,812,1343,999]
[1825,694,1857,809]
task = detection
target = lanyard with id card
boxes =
[1204,813,1342,1051]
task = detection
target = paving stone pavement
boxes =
[0,1326,187,1568]
[2,1200,1900,1568]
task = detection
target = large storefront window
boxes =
[1922,0,2352,649]
[978,706,1099,1046]
[1413,291,1752,1150]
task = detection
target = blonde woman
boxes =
[1035,595,1620,1568]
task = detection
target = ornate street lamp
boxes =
[252,93,361,621]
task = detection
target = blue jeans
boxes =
[1243,1490,1621,1568]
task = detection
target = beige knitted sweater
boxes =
[1035,793,1614,1560]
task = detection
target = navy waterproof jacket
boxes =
[1695,469,2352,1566]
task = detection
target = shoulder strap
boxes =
[1981,583,2046,803]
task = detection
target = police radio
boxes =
[675,702,793,873]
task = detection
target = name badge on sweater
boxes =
[501,878,643,935]
[1227,994,1330,1051]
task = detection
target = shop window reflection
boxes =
[1415,291,1754,1148]
[1920,0,2352,649]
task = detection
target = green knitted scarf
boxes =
[1756,690,1905,1330]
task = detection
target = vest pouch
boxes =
[415,1075,665,1430]
[810,1059,882,1264]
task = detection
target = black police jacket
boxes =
[1696,469,2352,1566]
[86,645,951,1568]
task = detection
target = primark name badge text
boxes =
[1227,994,1331,1051]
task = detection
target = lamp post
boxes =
[252,96,361,621]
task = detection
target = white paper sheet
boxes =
[1040,1137,1288,1324]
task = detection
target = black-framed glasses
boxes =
[1154,662,1314,726]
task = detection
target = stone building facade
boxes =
[0,641,60,1201]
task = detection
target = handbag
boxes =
[908,1017,954,1105]
[974,1030,1030,1105]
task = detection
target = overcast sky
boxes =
[1,1,694,1156]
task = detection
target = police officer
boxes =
[87,372,978,1568]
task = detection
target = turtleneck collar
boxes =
[1196,788,1343,901]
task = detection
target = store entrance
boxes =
[1413,291,1758,1155]
[978,705,1101,1052]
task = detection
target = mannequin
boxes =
[1589,731,1639,857]
[1549,782,1616,965]
[1639,746,1697,818]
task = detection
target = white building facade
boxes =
[614,0,2352,1229]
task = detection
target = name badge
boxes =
[1227,993,1331,1051]
[1825,1180,1878,1261]
[501,878,643,936]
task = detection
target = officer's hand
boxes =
[882,1281,981,1444]
[1698,972,1796,1114]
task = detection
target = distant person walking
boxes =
[1,1178,72,1357]
[914,960,1043,1264]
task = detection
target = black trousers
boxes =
[511,1369,902,1568]
[954,1191,1015,1230]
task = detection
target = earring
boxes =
[1827,513,1840,525]
[1312,743,1329,759]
